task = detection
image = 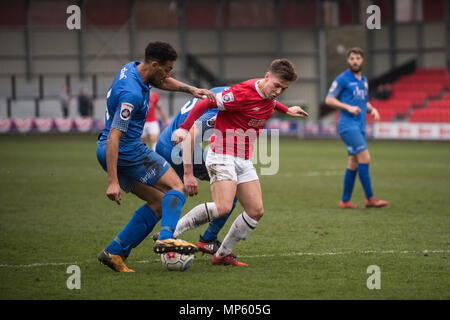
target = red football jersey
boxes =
[210,78,276,159]
[145,92,159,122]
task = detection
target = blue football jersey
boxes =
[327,69,369,133]
[98,61,150,156]
[157,86,229,147]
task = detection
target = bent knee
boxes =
[247,207,264,221]
[216,203,234,216]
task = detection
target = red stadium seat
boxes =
[426,100,450,109]
[409,109,450,123]
[390,83,443,99]
[370,99,411,115]
[414,68,448,76]
[390,91,427,106]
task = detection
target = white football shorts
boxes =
[205,148,259,185]
[142,121,160,137]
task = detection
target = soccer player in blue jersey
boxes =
[96,41,215,272]
[155,86,238,254]
[325,47,388,209]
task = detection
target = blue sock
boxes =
[106,204,160,257]
[341,168,357,202]
[357,163,373,200]
[158,190,186,240]
[202,197,238,241]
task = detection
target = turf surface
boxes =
[0,134,449,300]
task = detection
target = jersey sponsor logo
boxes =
[248,118,267,127]
[353,87,367,100]
[222,91,234,103]
[120,102,134,120]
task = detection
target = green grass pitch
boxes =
[0,134,449,300]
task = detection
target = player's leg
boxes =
[356,147,388,208]
[141,123,150,144]
[151,166,198,254]
[197,196,237,254]
[213,158,260,266]
[173,150,237,239]
[213,180,261,266]
[150,133,159,151]
[173,180,237,238]
[102,183,164,265]
[340,154,359,208]
[148,121,160,151]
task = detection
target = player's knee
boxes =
[148,202,162,217]
[247,207,264,221]
[216,203,233,216]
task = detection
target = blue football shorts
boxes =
[339,129,367,155]
[96,142,170,193]
[155,141,210,182]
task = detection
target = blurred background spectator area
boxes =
[0,0,448,124]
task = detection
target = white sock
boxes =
[173,202,219,238]
[216,211,258,258]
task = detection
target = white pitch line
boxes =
[1,249,448,268]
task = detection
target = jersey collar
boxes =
[254,79,267,99]
[346,68,365,82]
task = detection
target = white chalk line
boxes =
[0,249,448,268]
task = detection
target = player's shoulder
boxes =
[228,78,260,96]
[335,69,351,82]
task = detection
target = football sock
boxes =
[341,168,357,202]
[357,163,374,200]
[173,202,219,238]
[106,204,160,256]
[202,197,238,241]
[216,211,258,258]
[158,190,186,240]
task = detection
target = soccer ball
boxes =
[161,251,194,271]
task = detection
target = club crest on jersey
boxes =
[222,92,234,103]
[120,102,134,120]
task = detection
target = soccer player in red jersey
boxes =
[141,92,169,150]
[172,59,308,266]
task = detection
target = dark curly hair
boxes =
[145,41,178,64]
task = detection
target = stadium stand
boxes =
[366,67,449,123]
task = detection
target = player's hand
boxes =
[346,105,361,115]
[370,108,380,121]
[183,173,198,196]
[106,182,122,205]
[172,128,189,145]
[287,106,309,118]
[190,88,216,102]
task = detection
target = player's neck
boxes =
[137,62,150,85]
[350,69,362,80]
[256,80,269,99]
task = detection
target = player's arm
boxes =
[106,128,124,205]
[325,96,361,116]
[157,77,215,102]
[275,101,309,118]
[172,97,217,145]
[181,125,201,196]
[325,79,361,115]
[366,102,380,121]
